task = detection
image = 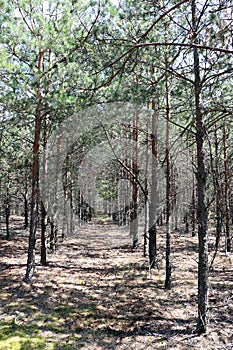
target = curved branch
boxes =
[138,0,189,43]
[134,41,233,54]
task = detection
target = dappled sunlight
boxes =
[0,219,232,349]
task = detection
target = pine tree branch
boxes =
[134,42,233,54]
[40,4,101,78]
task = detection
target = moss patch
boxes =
[0,335,55,350]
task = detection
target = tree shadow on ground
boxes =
[0,220,232,349]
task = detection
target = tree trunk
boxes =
[149,100,158,268]
[130,112,139,249]
[23,160,29,229]
[171,163,178,231]
[184,213,189,233]
[50,221,58,253]
[62,202,67,240]
[210,124,222,269]
[214,125,222,249]
[5,202,10,240]
[223,124,231,253]
[40,201,47,265]
[192,0,209,334]
[191,186,196,237]
[143,111,150,257]
[23,193,29,230]
[165,59,172,290]
[191,153,196,237]
[5,173,10,240]
[69,160,74,236]
[24,50,44,283]
[40,77,50,264]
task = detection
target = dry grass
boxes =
[0,216,232,349]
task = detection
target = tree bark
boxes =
[223,124,231,253]
[50,221,58,253]
[191,185,196,237]
[192,0,209,334]
[23,193,29,230]
[191,153,196,237]
[149,100,158,268]
[40,201,47,265]
[130,112,139,249]
[23,159,29,229]
[24,50,44,283]
[5,173,10,240]
[214,125,222,249]
[210,123,222,269]
[165,58,172,290]
[143,110,150,257]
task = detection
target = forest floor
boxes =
[0,216,232,350]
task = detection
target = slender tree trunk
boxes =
[144,110,150,257]
[214,125,222,249]
[23,193,29,229]
[191,186,196,237]
[69,155,74,235]
[210,124,222,268]
[5,205,10,239]
[40,53,51,263]
[50,221,55,253]
[165,60,172,290]
[40,201,47,265]
[149,100,158,268]
[23,162,29,229]
[184,213,189,233]
[40,115,48,265]
[171,163,178,231]
[192,0,209,334]
[190,153,196,237]
[130,112,139,249]
[24,50,44,283]
[223,124,231,253]
[62,202,67,240]
[5,173,10,239]
[50,131,62,250]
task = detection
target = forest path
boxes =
[0,218,232,349]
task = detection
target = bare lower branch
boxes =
[134,41,233,54]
